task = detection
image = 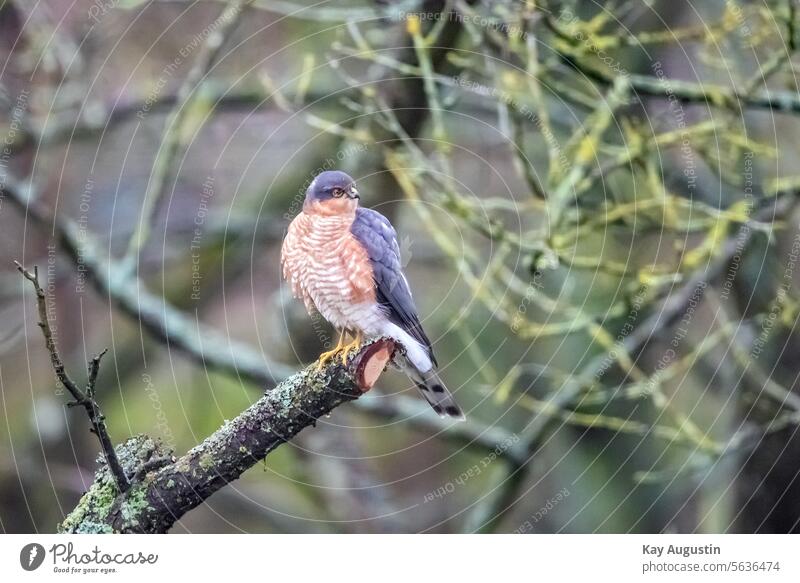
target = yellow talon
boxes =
[316,331,346,370]
[339,331,363,365]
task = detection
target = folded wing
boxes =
[350,207,437,367]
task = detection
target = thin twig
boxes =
[86,348,107,398]
[14,262,130,494]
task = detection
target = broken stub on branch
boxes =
[353,338,396,392]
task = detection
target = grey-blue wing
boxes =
[351,207,437,367]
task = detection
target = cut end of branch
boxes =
[353,338,396,392]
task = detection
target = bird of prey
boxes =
[281,170,464,420]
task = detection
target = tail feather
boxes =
[414,372,465,420]
[407,366,465,421]
[387,330,465,420]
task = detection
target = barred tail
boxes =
[383,324,465,420]
[413,367,465,421]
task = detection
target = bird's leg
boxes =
[316,329,347,370]
[339,330,364,364]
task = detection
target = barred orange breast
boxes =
[281,212,376,325]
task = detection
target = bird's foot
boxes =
[316,330,348,371]
[316,346,345,370]
[314,332,363,370]
[338,333,363,365]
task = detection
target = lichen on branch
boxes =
[59,339,396,533]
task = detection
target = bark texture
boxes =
[60,339,395,533]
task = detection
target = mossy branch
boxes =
[59,339,396,534]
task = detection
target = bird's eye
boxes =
[332,188,344,198]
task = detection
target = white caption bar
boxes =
[1,534,797,582]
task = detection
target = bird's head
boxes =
[303,170,360,216]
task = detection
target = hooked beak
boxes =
[347,186,360,199]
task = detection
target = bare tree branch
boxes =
[543,13,800,115]
[59,339,397,533]
[14,262,130,494]
[8,85,336,154]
